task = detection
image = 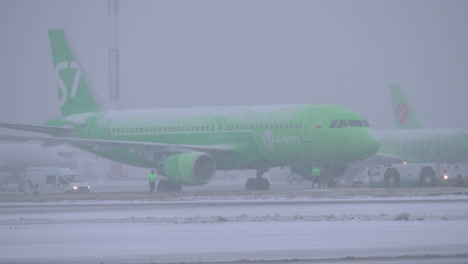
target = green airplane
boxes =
[0,29,379,191]
[376,84,468,164]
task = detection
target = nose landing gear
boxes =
[245,169,270,191]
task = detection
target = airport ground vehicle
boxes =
[25,167,90,194]
[353,163,467,188]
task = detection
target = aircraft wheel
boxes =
[173,183,182,192]
[420,173,435,187]
[157,180,182,192]
[245,178,270,191]
[385,173,399,188]
[245,178,256,191]
[260,178,270,191]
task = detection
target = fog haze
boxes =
[1,0,467,129]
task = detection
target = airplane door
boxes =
[301,110,320,142]
[86,116,100,138]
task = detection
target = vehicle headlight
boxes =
[73,186,78,190]
[443,175,449,180]
[87,186,91,189]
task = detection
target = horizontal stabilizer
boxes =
[0,123,74,136]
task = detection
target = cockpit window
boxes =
[337,120,348,128]
[332,120,368,128]
[361,119,370,127]
[348,120,363,127]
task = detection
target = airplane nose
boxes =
[364,130,380,157]
[348,129,381,160]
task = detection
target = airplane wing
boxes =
[0,134,232,156]
[0,123,74,136]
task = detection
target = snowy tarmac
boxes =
[1,181,468,263]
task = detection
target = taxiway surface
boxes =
[1,181,468,264]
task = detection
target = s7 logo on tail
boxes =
[55,61,81,106]
[396,103,408,123]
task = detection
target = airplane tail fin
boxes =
[390,84,423,129]
[49,29,102,116]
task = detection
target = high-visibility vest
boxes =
[147,173,156,181]
[312,167,321,176]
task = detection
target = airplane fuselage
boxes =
[44,104,379,174]
[378,129,468,163]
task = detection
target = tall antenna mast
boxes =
[108,0,120,109]
[108,0,127,179]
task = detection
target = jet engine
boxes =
[163,152,216,186]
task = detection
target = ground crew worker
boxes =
[455,175,463,187]
[148,170,157,192]
[311,167,321,189]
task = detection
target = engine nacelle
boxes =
[163,152,216,186]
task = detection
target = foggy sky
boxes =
[0,0,467,129]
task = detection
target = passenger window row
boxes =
[329,119,370,128]
[110,123,309,134]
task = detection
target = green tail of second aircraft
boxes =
[390,84,423,129]
[49,29,101,116]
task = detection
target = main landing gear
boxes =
[245,169,270,191]
[157,179,182,192]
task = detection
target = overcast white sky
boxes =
[0,0,467,129]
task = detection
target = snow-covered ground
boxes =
[2,220,467,264]
[1,182,468,264]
